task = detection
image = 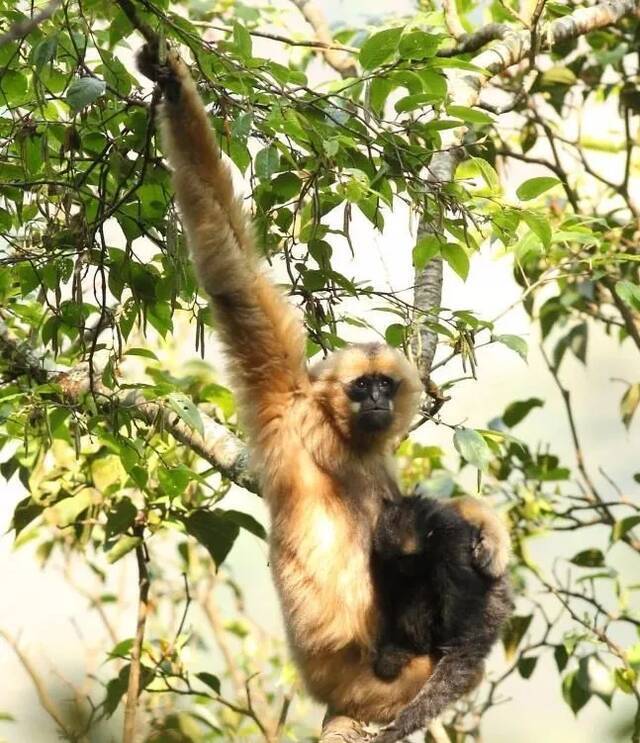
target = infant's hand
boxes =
[449,497,510,578]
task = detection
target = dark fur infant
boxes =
[372,496,513,684]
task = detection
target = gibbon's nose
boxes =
[370,385,381,403]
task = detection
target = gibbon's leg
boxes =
[447,496,510,577]
[136,45,308,418]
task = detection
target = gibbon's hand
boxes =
[449,497,511,579]
[136,42,185,103]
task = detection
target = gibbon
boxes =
[371,496,513,742]
[136,45,511,737]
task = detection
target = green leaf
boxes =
[494,334,528,361]
[44,491,91,527]
[502,614,533,660]
[106,535,142,564]
[395,92,441,113]
[223,509,267,540]
[233,21,252,58]
[554,644,569,672]
[271,172,301,200]
[453,428,492,470]
[441,243,469,280]
[66,77,106,111]
[31,34,58,72]
[416,69,447,99]
[516,177,561,201]
[397,30,442,60]
[184,509,240,568]
[562,670,591,714]
[569,548,605,567]
[167,393,204,437]
[359,27,403,69]
[612,515,640,542]
[614,667,637,694]
[446,105,494,125]
[620,383,640,428]
[158,464,194,499]
[1,70,28,100]
[385,323,406,347]
[503,398,543,427]
[521,211,552,249]
[615,280,640,311]
[124,347,158,360]
[11,497,44,536]
[518,656,538,679]
[255,145,280,180]
[368,77,393,115]
[196,672,221,694]
[413,235,442,270]
[105,498,137,539]
[471,157,500,194]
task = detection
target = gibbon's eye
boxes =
[355,378,368,389]
[380,377,392,389]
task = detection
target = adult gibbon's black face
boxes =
[347,373,399,433]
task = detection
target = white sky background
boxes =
[1,1,639,741]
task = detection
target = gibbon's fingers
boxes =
[136,46,308,430]
[447,496,511,578]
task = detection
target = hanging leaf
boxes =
[359,27,403,69]
[66,77,106,111]
[183,509,240,568]
[495,334,528,361]
[620,383,640,428]
[441,243,469,280]
[453,428,492,470]
[167,393,204,437]
[503,398,543,427]
[516,177,561,201]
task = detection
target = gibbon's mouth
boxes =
[357,408,393,432]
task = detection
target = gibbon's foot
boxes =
[321,715,374,743]
[369,722,399,743]
[136,42,184,103]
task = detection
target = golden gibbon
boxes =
[136,45,511,739]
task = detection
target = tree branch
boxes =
[288,0,357,77]
[0,629,74,739]
[413,0,640,382]
[122,533,150,743]
[0,0,62,47]
[0,323,256,493]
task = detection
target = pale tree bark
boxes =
[411,0,640,384]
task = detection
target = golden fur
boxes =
[142,48,510,724]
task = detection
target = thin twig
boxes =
[122,529,150,743]
[0,629,74,738]
[0,0,61,47]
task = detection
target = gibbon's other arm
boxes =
[137,46,307,419]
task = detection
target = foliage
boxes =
[0,0,639,741]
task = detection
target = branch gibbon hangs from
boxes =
[136,45,511,738]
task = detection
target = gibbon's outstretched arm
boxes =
[137,45,307,432]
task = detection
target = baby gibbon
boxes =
[371,496,513,742]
